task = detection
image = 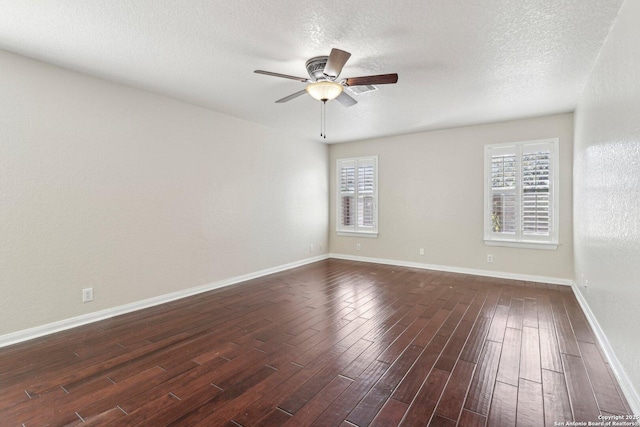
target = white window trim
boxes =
[336,156,378,238]
[483,138,559,250]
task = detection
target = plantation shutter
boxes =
[485,139,557,247]
[357,159,376,230]
[338,159,356,231]
[337,157,378,235]
[490,149,518,235]
[522,144,551,237]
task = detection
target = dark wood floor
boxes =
[0,259,632,426]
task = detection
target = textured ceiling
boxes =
[0,0,624,143]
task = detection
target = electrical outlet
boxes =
[356,243,361,251]
[82,288,94,303]
[486,254,494,263]
[310,244,314,252]
[419,248,424,256]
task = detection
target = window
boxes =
[484,138,559,249]
[337,156,378,237]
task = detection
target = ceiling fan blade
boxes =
[275,89,307,103]
[336,91,357,107]
[254,70,309,82]
[344,73,398,86]
[323,48,351,78]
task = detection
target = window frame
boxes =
[483,138,559,250]
[336,156,379,238]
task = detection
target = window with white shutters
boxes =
[337,156,378,236]
[484,139,558,249]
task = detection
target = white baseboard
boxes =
[328,253,574,286]
[571,285,640,415]
[0,254,329,349]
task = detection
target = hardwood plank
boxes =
[496,327,521,386]
[420,296,447,320]
[411,308,451,348]
[435,360,476,421]
[376,316,430,364]
[578,341,628,414]
[520,326,541,383]
[399,369,450,426]
[281,375,352,426]
[166,364,278,425]
[459,316,491,364]
[228,362,319,426]
[464,340,502,415]
[522,297,538,328]
[309,360,390,427]
[196,361,303,427]
[391,334,448,404]
[486,305,510,343]
[497,286,514,307]
[347,345,423,426]
[436,302,470,339]
[536,294,556,330]
[277,338,371,414]
[487,381,517,427]
[434,320,475,372]
[254,407,292,425]
[542,369,573,427]
[554,313,581,356]
[516,378,544,427]
[478,288,501,319]
[562,353,601,422]
[428,414,457,426]
[563,293,597,344]
[606,364,633,415]
[340,318,413,380]
[117,359,227,414]
[81,406,126,425]
[539,325,563,373]
[506,298,524,330]
[370,398,409,427]
[461,289,488,323]
[118,393,184,426]
[126,382,223,426]
[458,409,487,427]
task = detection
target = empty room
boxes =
[1,0,639,426]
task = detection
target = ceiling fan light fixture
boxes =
[305,81,343,102]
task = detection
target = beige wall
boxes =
[0,50,328,336]
[329,113,574,281]
[573,0,640,410]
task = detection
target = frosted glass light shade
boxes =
[306,81,343,101]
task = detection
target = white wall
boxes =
[0,50,328,337]
[573,0,640,409]
[329,113,574,282]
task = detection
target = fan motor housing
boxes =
[305,56,329,81]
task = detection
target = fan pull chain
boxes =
[320,100,326,139]
[320,101,322,138]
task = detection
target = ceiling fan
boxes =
[254,48,398,107]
